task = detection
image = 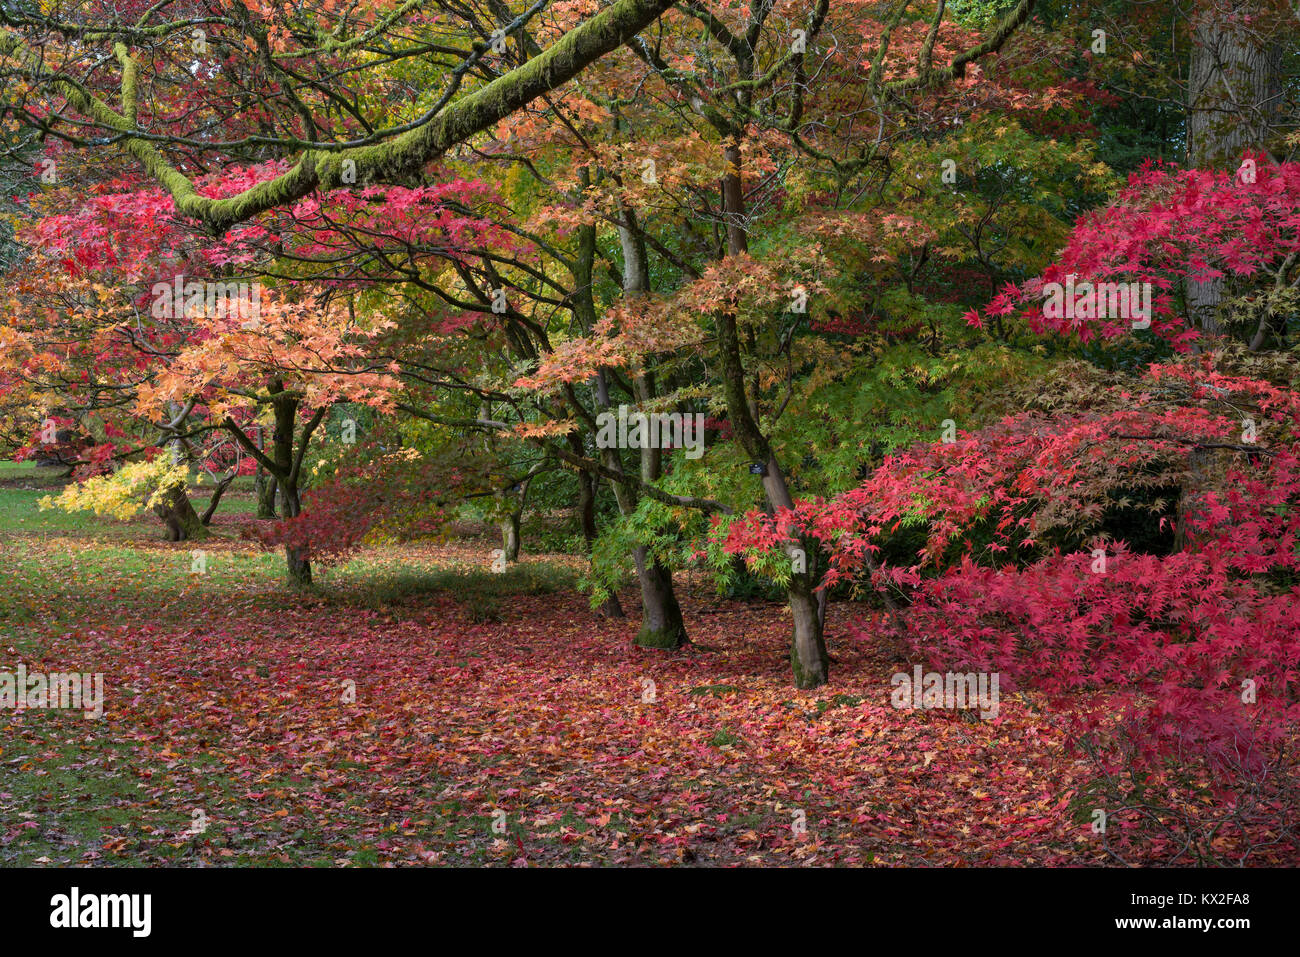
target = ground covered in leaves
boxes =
[2,471,1116,866]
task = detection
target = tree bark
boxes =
[1185,1,1284,337]
[152,482,208,542]
[500,508,521,562]
[255,464,277,518]
[1187,3,1284,170]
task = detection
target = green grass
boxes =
[0,460,68,485]
[0,460,261,541]
[338,560,576,610]
[0,724,409,866]
[0,480,576,636]
[709,728,743,748]
[0,486,119,536]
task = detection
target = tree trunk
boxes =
[788,571,830,688]
[1187,3,1284,170]
[271,384,312,585]
[572,443,625,618]
[279,482,312,585]
[500,509,521,562]
[569,181,627,620]
[599,428,689,647]
[1186,2,1284,337]
[611,200,689,649]
[222,379,326,584]
[717,135,828,687]
[154,413,208,541]
[760,454,829,687]
[632,546,687,648]
[255,464,277,518]
[152,482,209,542]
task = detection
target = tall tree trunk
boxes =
[616,204,689,649]
[717,135,828,687]
[570,185,626,619]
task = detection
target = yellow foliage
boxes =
[39,457,191,520]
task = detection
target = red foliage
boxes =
[246,445,474,564]
[965,155,1300,347]
[723,362,1300,795]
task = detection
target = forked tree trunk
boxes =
[153,418,209,542]
[222,379,326,585]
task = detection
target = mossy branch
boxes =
[15,0,677,236]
